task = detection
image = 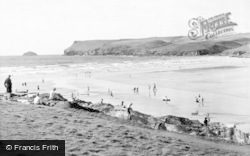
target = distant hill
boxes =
[222,44,250,57]
[23,51,37,56]
[64,33,250,56]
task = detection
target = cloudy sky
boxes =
[0,0,249,55]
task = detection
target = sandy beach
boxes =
[1,55,250,155]
[1,56,250,133]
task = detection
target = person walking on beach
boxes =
[37,85,40,90]
[148,85,151,97]
[4,75,12,100]
[201,97,204,106]
[148,85,151,91]
[108,89,113,97]
[153,83,157,96]
[195,97,200,106]
[87,86,90,96]
[49,88,56,100]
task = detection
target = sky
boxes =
[0,0,249,56]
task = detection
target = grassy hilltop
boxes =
[64,33,250,56]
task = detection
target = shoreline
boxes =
[1,56,250,134]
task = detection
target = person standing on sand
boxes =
[148,85,151,97]
[49,88,56,100]
[153,83,157,96]
[202,97,204,106]
[4,75,12,100]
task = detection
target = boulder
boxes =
[40,93,67,101]
[109,106,129,120]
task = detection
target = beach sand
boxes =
[1,56,250,155]
[1,56,250,132]
[1,100,250,155]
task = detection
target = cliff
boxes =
[64,33,250,56]
[23,51,37,56]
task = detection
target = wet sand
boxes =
[1,56,250,133]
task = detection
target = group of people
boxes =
[195,94,204,107]
[121,101,133,120]
[133,87,139,94]
[3,74,56,105]
[4,74,211,124]
[148,83,157,97]
[33,88,57,105]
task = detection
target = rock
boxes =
[109,106,129,120]
[160,116,250,144]
[59,99,250,144]
[163,115,202,128]
[22,51,37,56]
[40,93,67,101]
[69,101,100,113]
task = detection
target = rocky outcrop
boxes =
[69,100,250,144]
[64,33,250,56]
[159,115,250,144]
[6,93,250,145]
[23,51,37,56]
[73,100,164,129]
